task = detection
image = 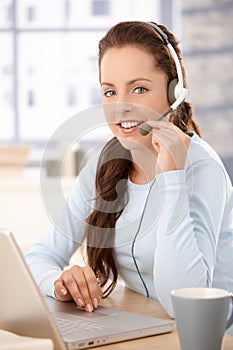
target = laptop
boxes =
[0,229,174,349]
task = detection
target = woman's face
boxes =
[100,45,170,150]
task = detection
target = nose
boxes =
[103,102,135,125]
[115,102,134,116]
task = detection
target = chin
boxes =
[117,136,151,152]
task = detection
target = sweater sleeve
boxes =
[153,159,227,317]
[24,154,98,297]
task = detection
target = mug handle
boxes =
[226,295,233,330]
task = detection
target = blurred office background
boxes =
[0,0,232,247]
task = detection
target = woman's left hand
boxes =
[148,120,191,174]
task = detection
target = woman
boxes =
[25,21,233,317]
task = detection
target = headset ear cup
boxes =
[168,79,178,104]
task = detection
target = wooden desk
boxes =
[92,284,233,350]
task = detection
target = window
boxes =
[6,3,13,23]
[26,6,36,22]
[0,0,168,144]
[92,0,110,16]
[0,32,14,140]
[67,87,77,107]
[27,89,35,106]
[90,86,101,106]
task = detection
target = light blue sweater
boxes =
[25,132,233,318]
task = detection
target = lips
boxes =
[116,120,144,132]
[120,121,142,128]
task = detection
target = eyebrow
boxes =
[101,78,152,87]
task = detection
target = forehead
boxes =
[100,46,158,80]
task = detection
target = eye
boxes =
[104,90,116,97]
[134,87,148,94]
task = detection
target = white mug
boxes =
[171,287,233,350]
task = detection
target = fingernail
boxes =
[93,298,98,308]
[78,298,84,306]
[86,304,93,313]
[60,288,67,295]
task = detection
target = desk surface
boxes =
[92,284,233,350]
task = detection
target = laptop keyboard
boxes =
[52,314,111,336]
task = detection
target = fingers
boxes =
[147,120,189,148]
[145,121,190,172]
[54,279,70,299]
[54,265,102,313]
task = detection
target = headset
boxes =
[139,22,188,136]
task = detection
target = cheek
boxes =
[148,96,168,112]
[103,103,117,125]
[107,122,122,139]
[108,124,118,135]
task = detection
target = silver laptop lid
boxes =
[0,229,67,350]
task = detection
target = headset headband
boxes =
[146,22,184,91]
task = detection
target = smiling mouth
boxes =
[118,120,144,129]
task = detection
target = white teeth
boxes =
[121,121,141,129]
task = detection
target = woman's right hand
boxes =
[54,265,103,312]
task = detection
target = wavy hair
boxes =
[82,21,201,296]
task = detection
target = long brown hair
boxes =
[83,21,201,296]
